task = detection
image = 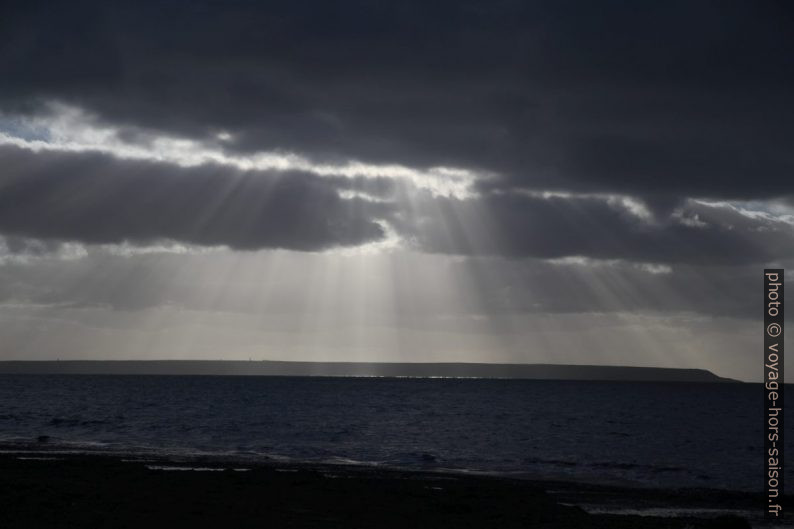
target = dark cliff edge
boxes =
[0,361,739,382]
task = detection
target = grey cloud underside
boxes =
[1,144,792,265]
[0,146,387,251]
[398,193,794,265]
[2,1,793,202]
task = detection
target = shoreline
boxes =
[0,451,775,528]
[0,438,763,492]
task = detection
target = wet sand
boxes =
[0,453,758,528]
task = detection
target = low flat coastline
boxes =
[0,360,740,382]
[0,451,769,529]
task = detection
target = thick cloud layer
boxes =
[0,145,387,251]
[2,141,792,265]
[400,193,794,264]
[2,0,793,203]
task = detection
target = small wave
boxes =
[591,462,640,470]
[524,456,579,467]
[590,461,686,474]
[49,417,109,427]
[322,456,381,467]
[147,465,225,472]
[0,437,112,452]
[388,452,444,466]
[581,506,752,520]
[650,466,686,474]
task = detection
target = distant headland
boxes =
[0,360,739,383]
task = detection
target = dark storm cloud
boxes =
[0,145,388,250]
[397,192,794,265]
[1,143,791,265]
[2,0,793,202]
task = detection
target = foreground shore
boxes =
[0,453,763,529]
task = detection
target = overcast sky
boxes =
[1,1,792,381]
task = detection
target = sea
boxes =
[0,375,790,494]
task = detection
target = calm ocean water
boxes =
[0,375,789,492]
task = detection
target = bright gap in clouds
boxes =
[0,102,485,200]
